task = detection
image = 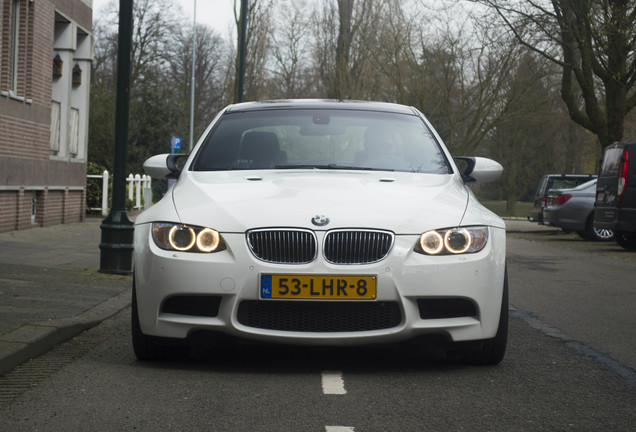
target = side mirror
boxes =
[455,157,503,183]
[143,154,188,179]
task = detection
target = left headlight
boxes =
[415,226,488,255]
[152,222,226,253]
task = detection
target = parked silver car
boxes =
[529,174,596,223]
[544,179,614,241]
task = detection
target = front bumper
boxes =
[133,224,506,346]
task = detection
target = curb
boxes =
[0,290,131,376]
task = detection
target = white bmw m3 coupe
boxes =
[132,100,507,364]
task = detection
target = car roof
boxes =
[223,99,418,115]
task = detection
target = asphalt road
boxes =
[507,234,636,372]
[1,231,635,431]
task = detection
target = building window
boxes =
[69,107,80,155]
[31,193,37,223]
[10,0,21,94]
[50,101,61,152]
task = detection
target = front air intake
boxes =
[237,300,401,332]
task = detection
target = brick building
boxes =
[0,0,92,232]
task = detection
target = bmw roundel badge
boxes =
[311,215,329,226]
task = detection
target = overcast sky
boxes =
[92,0,237,35]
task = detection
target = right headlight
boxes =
[152,222,226,253]
[415,226,488,255]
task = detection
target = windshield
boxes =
[191,109,451,174]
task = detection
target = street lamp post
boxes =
[99,0,134,274]
[237,0,248,103]
[189,0,196,152]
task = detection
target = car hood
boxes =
[144,170,485,234]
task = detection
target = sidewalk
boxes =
[0,216,132,376]
[503,218,562,234]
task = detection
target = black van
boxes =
[594,142,636,250]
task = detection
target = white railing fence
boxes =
[87,170,152,216]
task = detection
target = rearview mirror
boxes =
[299,123,346,136]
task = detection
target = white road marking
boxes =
[322,371,353,431]
[321,370,346,395]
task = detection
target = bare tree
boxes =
[91,0,188,173]
[486,52,593,213]
[473,0,636,149]
[313,0,381,99]
[128,0,181,82]
[90,0,610,204]
[399,13,525,155]
[269,0,315,98]
[370,0,417,103]
[165,25,231,142]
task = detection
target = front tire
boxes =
[615,231,636,250]
[132,278,190,361]
[451,268,508,365]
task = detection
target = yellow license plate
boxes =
[260,274,376,300]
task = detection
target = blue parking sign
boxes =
[171,136,181,151]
